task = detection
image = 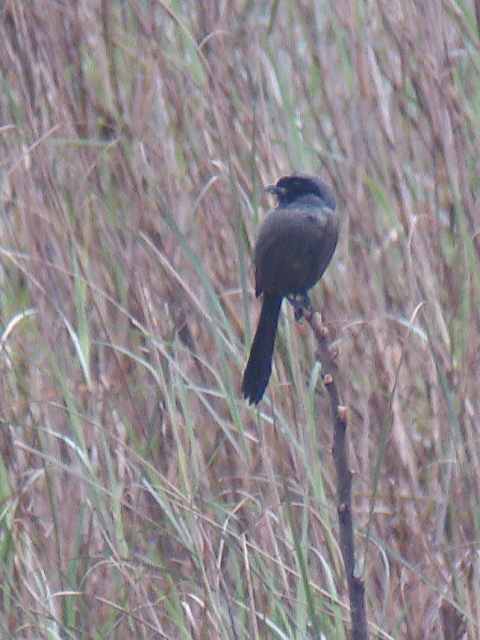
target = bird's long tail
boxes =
[241,294,283,404]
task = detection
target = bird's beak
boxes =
[265,185,283,196]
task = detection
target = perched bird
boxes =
[241,174,339,405]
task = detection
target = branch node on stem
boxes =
[338,405,348,424]
[324,373,334,385]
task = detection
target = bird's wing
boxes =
[254,206,338,297]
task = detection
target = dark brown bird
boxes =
[241,174,339,404]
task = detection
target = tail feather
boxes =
[241,295,283,404]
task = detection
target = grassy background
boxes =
[1,1,479,638]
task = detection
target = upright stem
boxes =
[307,310,368,640]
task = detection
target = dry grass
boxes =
[0,1,479,638]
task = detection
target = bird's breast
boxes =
[254,205,338,297]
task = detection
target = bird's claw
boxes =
[287,293,312,322]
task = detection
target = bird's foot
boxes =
[287,293,312,322]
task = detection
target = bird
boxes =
[241,174,339,405]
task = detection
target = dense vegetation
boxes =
[0,2,479,638]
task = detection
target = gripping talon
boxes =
[287,293,312,321]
